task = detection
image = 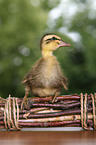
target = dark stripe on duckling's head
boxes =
[40,33,61,50]
[40,33,54,49]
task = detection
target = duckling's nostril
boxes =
[59,40,71,47]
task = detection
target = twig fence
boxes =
[0,93,96,130]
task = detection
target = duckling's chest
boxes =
[41,56,60,86]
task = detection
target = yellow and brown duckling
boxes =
[21,33,71,109]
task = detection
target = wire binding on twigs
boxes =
[83,93,90,130]
[91,93,96,129]
[80,93,96,130]
[80,93,83,129]
[4,95,20,130]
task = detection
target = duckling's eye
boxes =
[51,37,56,40]
[51,37,61,41]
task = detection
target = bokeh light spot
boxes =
[13,57,23,66]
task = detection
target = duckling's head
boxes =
[40,33,71,57]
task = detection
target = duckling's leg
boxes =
[21,87,30,110]
[51,91,60,103]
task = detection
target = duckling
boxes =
[21,33,71,109]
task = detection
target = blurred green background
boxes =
[0,0,96,98]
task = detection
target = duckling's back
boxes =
[23,55,68,96]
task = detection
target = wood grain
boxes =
[0,129,96,145]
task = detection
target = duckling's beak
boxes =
[59,40,71,47]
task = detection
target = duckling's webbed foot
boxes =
[27,99,34,110]
[51,91,60,103]
[21,97,34,110]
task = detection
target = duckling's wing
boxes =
[21,78,32,84]
[61,77,68,90]
[61,81,68,90]
[22,57,44,85]
[21,68,34,85]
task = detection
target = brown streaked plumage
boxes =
[21,33,71,109]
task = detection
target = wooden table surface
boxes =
[0,128,96,145]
